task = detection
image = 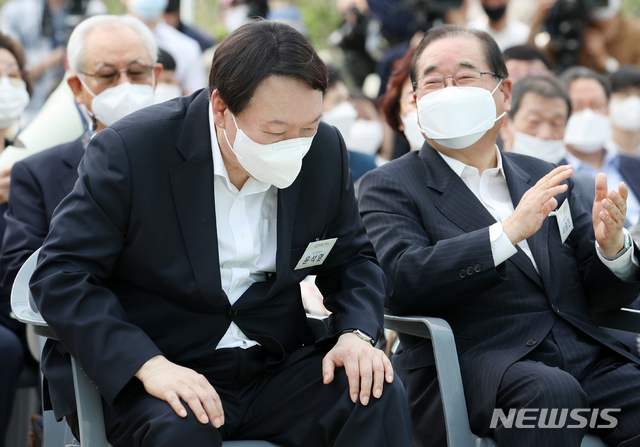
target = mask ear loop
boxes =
[77,75,100,131]
[492,78,507,121]
[222,113,239,151]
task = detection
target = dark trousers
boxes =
[98,346,412,447]
[399,318,640,447]
[0,314,28,447]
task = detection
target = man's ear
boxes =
[211,90,229,128]
[501,77,513,114]
[152,63,163,91]
[67,75,84,103]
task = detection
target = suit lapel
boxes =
[170,91,225,307]
[421,147,497,232]
[502,154,548,291]
[58,139,85,195]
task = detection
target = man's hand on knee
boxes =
[322,333,393,406]
[135,355,224,427]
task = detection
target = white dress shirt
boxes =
[208,107,278,349]
[438,147,638,279]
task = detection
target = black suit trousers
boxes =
[97,346,412,447]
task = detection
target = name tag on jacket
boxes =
[294,238,338,270]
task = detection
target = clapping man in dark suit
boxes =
[359,24,640,447]
[29,20,412,447]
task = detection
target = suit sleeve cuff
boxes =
[489,222,518,267]
[596,228,640,281]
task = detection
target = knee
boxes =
[138,411,221,447]
[518,368,588,410]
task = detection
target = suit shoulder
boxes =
[16,139,81,172]
[502,151,557,176]
[362,151,421,181]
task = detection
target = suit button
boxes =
[459,270,467,278]
[526,339,537,347]
[466,267,474,276]
[552,305,559,313]
[229,309,237,317]
[474,264,482,273]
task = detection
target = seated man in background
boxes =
[609,65,640,157]
[502,44,553,82]
[560,66,640,228]
[0,15,161,308]
[359,24,640,447]
[30,20,411,447]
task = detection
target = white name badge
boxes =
[294,238,338,270]
[551,198,574,243]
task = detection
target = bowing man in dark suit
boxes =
[359,24,640,447]
[29,20,412,447]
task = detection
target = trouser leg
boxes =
[231,351,412,447]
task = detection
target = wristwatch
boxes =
[597,230,632,261]
[350,329,375,346]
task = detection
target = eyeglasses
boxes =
[79,64,153,87]
[413,68,499,92]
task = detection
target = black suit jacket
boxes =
[0,138,84,294]
[30,90,386,419]
[358,144,640,423]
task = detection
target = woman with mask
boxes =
[609,66,640,157]
[380,47,424,156]
[0,31,31,447]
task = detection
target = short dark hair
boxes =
[208,20,327,115]
[410,24,508,88]
[558,65,612,99]
[509,75,571,119]
[0,32,31,96]
[609,65,640,92]
[503,45,553,70]
[157,48,176,72]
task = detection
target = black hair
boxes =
[558,65,612,99]
[509,75,571,119]
[208,20,327,115]
[410,24,508,88]
[609,65,640,93]
[503,45,553,70]
[157,48,176,72]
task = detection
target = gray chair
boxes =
[384,311,640,447]
[11,248,291,447]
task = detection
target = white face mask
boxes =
[400,110,425,151]
[80,76,156,127]
[346,119,384,155]
[224,4,252,33]
[154,83,183,104]
[0,77,29,129]
[592,0,621,21]
[417,80,506,150]
[511,131,567,164]
[564,109,611,154]
[322,101,358,141]
[610,96,640,132]
[223,114,315,189]
[131,0,168,21]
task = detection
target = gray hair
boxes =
[558,65,612,99]
[67,15,158,75]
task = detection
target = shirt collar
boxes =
[437,145,506,180]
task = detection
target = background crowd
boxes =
[3,0,640,446]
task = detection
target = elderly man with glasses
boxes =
[0,14,161,366]
[359,24,640,447]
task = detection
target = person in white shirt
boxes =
[468,0,530,51]
[121,0,205,94]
